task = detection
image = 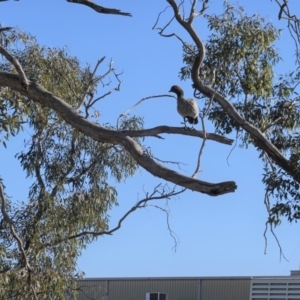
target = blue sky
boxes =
[1,0,300,278]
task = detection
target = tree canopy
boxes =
[0,0,300,298]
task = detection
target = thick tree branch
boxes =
[0,72,237,195]
[120,125,233,145]
[66,0,132,17]
[167,0,206,64]
[166,0,300,185]
[0,27,12,33]
[0,45,29,89]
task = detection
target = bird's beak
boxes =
[169,89,172,92]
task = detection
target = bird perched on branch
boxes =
[169,85,199,129]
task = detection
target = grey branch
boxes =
[0,72,237,196]
[0,45,29,89]
[75,56,106,111]
[0,27,13,33]
[273,0,300,58]
[117,94,174,129]
[0,182,31,272]
[66,0,132,17]
[166,0,300,185]
[40,184,184,249]
[120,125,233,145]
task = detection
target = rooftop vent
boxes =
[290,270,300,276]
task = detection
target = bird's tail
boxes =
[186,116,198,124]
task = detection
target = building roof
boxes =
[79,275,300,281]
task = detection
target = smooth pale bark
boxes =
[167,0,299,184]
[0,72,237,196]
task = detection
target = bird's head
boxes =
[169,85,183,96]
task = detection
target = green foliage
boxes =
[181,4,280,98]
[180,3,300,225]
[0,28,143,298]
[181,3,282,135]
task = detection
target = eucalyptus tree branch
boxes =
[66,146,112,185]
[31,285,38,300]
[0,45,29,89]
[120,125,233,145]
[117,94,174,129]
[149,204,179,251]
[0,27,13,33]
[50,132,78,198]
[152,155,186,168]
[274,0,300,54]
[261,116,285,133]
[34,132,46,191]
[188,0,209,23]
[87,69,122,107]
[24,131,47,251]
[75,56,105,111]
[152,7,197,55]
[166,0,300,185]
[0,182,31,271]
[55,69,81,104]
[82,60,123,118]
[192,115,207,178]
[81,56,105,110]
[191,88,216,178]
[117,91,226,146]
[263,192,288,261]
[39,184,185,250]
[99,184,184,237]
[167,0,206,63]
[66,0,132,17]
[0,72,236,195]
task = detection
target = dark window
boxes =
[149,293,167,300]
[159,294,167,300]
[149,294,158,300]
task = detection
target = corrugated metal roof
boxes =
[80,276,253,280]
[79,276,296,281]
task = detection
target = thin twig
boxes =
[263,192,288,262]
[0,182,31,271]
[192,115,207,178]
[192,90,216,178]
[38,184,186,250]
[75,56,106,111]
[150,204,180,251]
[152,5,197,55]
[117,94,174,129]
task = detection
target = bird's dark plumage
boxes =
[169,85,199,128]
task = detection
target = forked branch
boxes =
[0,182,31,271]
[0,45,29,89]
[0,72,237,195]
[165,0,300,185]
[38,184,183,250]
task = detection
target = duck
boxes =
[169,85,199,129]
